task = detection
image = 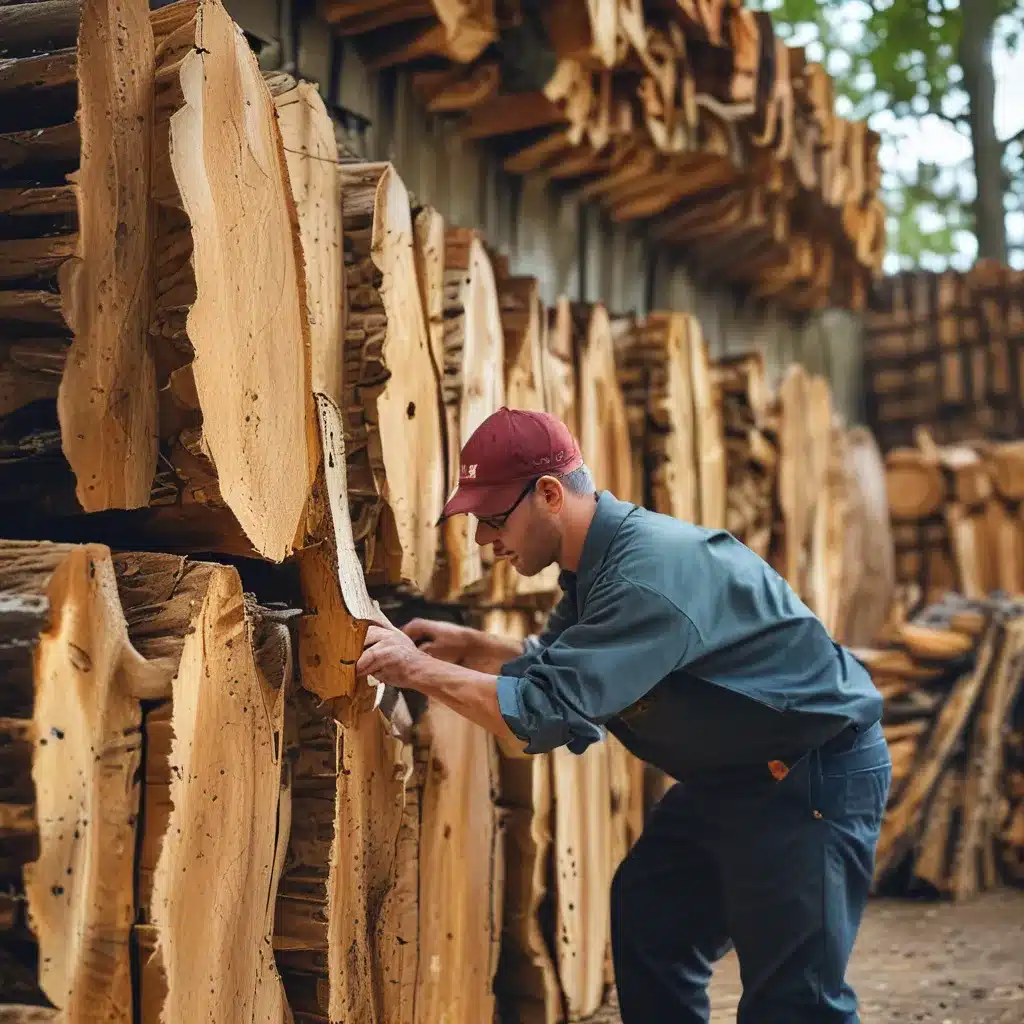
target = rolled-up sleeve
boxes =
[496,573,702,755]
[498,588,578,677]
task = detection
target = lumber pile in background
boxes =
[885,432,1024,604]
[865,263,1024,452]
[858,594,1024,899]
[325,0,885,312]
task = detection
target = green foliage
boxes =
[750,0,1024,268]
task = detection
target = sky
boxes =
[758,1,1024,272]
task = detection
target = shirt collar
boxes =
[564,490,636,606]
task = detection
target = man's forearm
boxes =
[410,654,524,750]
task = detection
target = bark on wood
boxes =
[149,0,315,561]
[0,0,158,514]
[340,162,446,592]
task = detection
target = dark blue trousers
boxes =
[611,721,891,1023]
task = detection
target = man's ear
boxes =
[535,475,564,513]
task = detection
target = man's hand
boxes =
[402,618,475,665]
[403,618,526,674]
[357,623,427,690]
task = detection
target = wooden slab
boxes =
[274,78,345,407]
[0,0,158,515]
[0,541,167,1019]
[149,0,315,560]
[436,229,506,599]
[340,162,446,592]
[414,702,503,1023]
[129,556,291,1023]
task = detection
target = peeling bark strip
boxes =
[339,162,445,592]
[148,0,314,561]
[0,0,157,514]
[0,540,171,1021]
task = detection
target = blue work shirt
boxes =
[496,491,883,780]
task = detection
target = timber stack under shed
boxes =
[1,1,1022,1022]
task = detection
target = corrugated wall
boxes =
[224,0,864,422]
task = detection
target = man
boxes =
[357,407,891,1023]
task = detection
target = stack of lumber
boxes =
[324,0,885,311]
[865,262,1024,452]
[857,594,1024,899]
[885,432,1024,603]
[617,311,726,530]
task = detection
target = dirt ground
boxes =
[588,889,1024,1022]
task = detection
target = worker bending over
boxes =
[357,407,891,1024]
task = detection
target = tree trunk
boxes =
[960,0,1007,263]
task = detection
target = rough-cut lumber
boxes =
[867,594,1024,897]
[0,542,170,1019]
[274,689,415,1024]
[712,352,775,558]
[804,379,839,627]
[435,228,506,599]
[618,312,724,526]
[886,448,945,521]
[340,162,446,592]
[836,426,895,647]
[127,555,292,1023]
[148,0,315,561]
[0,0,157,514]
[414,702,503,1024]
[487,611,560,1024]
[489,273,561,607]
[686,316,726,529]
[544,0,619,68]
[575,303,635,503]
[865,265,1024,450]
[773,364,814,594]
[552,744,613,1020]
[319,0,497,67]
[274,78,345,407]
[412,206,448,399]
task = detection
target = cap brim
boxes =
[438,479,530,523]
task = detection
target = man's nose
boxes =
[475,519,497,546]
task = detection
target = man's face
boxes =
[474,480,561,576]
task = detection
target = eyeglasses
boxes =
[475,479,538,530]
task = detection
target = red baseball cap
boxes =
[440,407,584,521]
